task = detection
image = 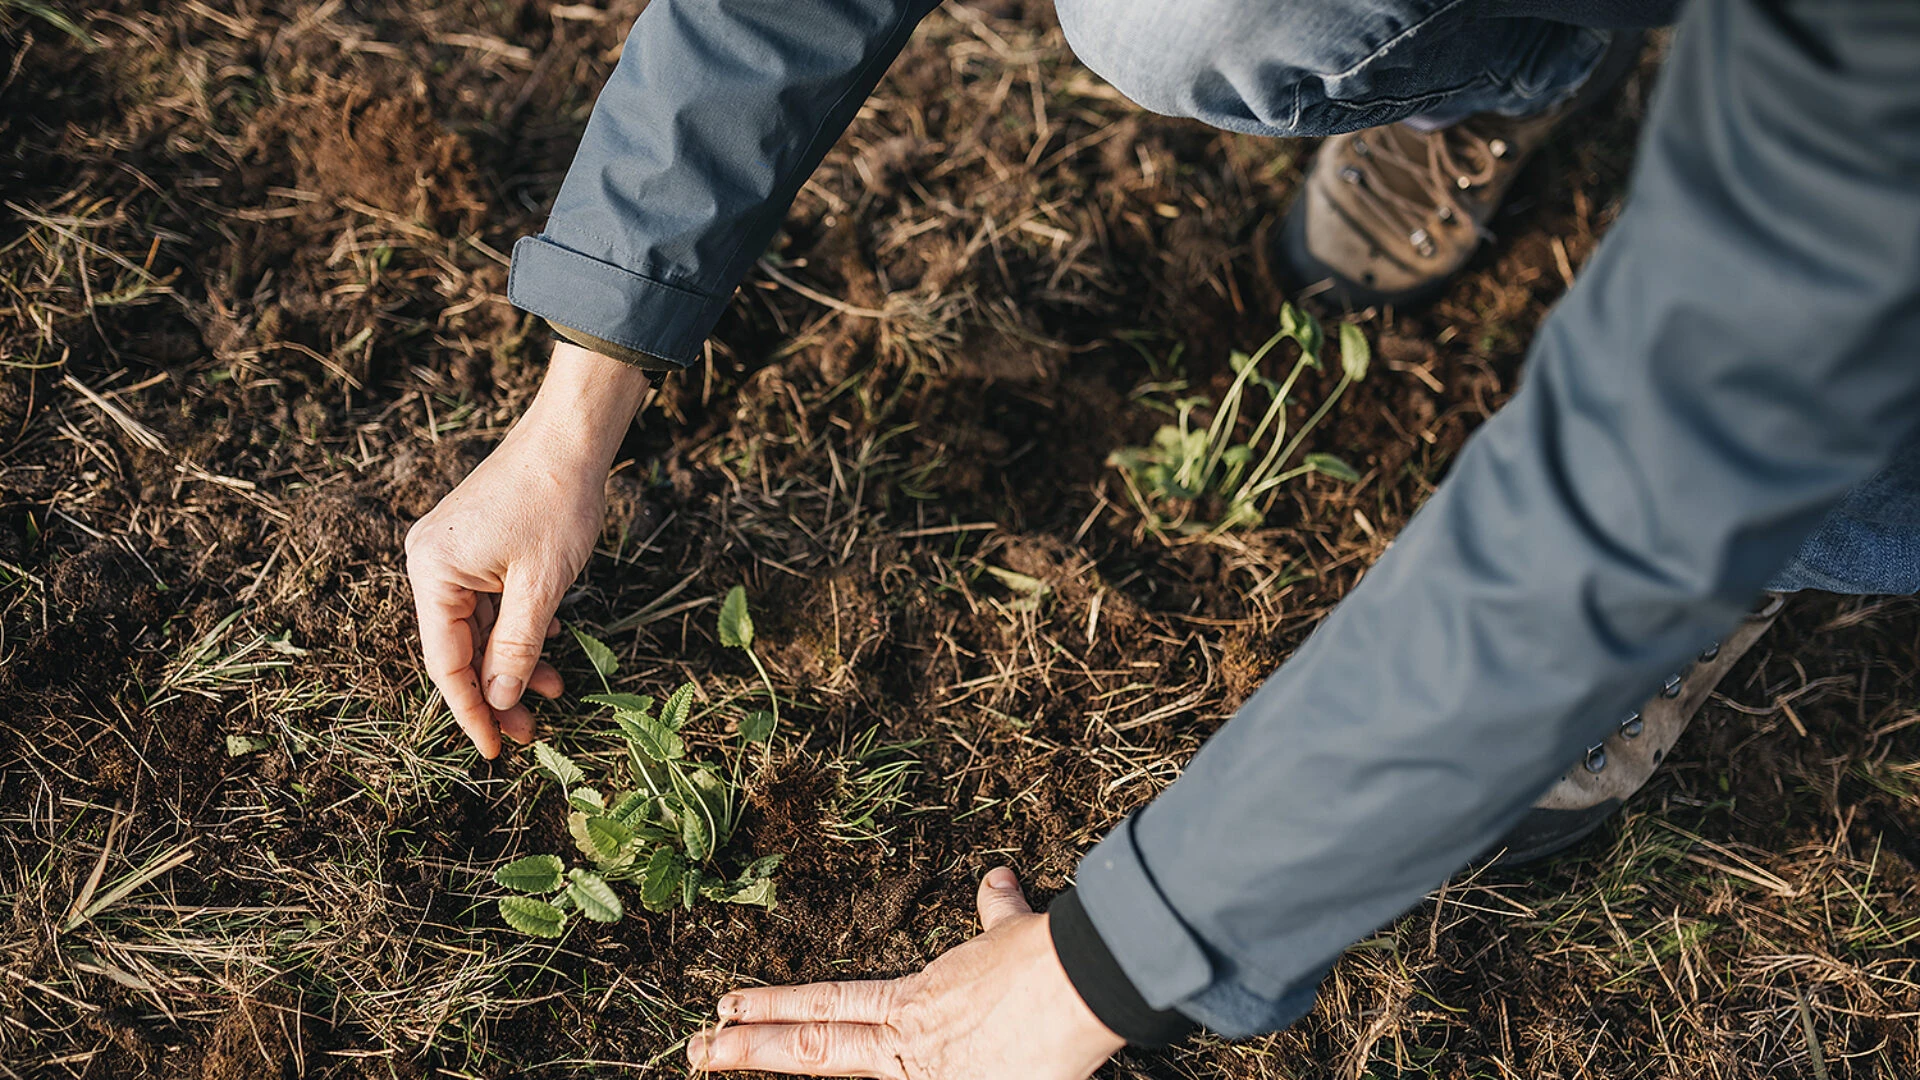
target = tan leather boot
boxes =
[1490,594,1786,865]
[1278,32,1643,308]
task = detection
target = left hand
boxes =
[688,868,1126,1078]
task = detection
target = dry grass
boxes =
[1,3,1915,1079]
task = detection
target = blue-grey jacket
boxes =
[507,0,1920,1042]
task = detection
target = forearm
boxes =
[521,343,654,461]
[508,0,942,367]
[1067,0,1920,1038]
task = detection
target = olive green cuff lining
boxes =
[546,320,684,374]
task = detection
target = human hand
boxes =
[405,343,653,757]
[688,868,1126,1078]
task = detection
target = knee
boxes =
[1056,0,1314,130]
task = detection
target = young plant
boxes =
[1109,304,1371,536]
[492,625,781,939]
[718,585,778,748]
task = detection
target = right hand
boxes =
[404,343,653,757]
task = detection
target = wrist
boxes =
[520,342,654,464]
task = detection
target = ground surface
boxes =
[2,2,1916,1078]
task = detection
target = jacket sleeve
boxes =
[507,0,942,368]
[1065,0,1920,1039]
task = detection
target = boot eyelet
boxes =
[1409,229,1435,257]
[1584,745,1608,773]
[1436,206,1454,222]
[1352,138,1369,156]
[1661,674,1684,699]
[1489,138,1510,158]
[1699,642,1721,662]
[1619,713,1644,739]
[1456,175,1473,190]
[1341,166,1364,185]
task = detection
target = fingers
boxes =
[688,1022,900,1078]
[411,574,501,759]
[976,867,1032,932]
[718,981,895,1026]
[528,660,565,701]
[480,568,563,713]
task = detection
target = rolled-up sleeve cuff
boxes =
[1075,815,1328,1039]
[507,235,730,369]
[1072,814,1217,1008]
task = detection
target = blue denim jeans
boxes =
[1056,0,1919,597]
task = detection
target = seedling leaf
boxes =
[568,786,606,813]
[583,692,654,715]
[225,734,270,757]
[498,896,567,938]
[743,854,785,879]
[738,710,776,744]
[660,682,696,731]
[639,847,684,912]
[567,869,624,923]
[615,711,685,762]
[1303,453,1362,482]
[726,878,778,909]
[570,626,619,679]
[494,854,565,894]
[681,810,712,863]
[1339,322,1372,382]
[585,815,634,860]
[532,741,585,789]
[608,790,651,824]
[718,585,754,649]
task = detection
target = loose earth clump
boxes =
[2,4,1915,1079]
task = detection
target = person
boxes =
[402,0,1920,1074]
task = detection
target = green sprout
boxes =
[1109,304,1371,537]
[491,617,782,938]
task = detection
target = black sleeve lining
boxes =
[1048,888,1200,1048]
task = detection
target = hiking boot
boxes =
[1278,32,1644,308]
[1488,594,1786,865]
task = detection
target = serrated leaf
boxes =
[493,854,565,893]
[566,869,624,923]
[682,866,702,911]
[726,878,778,909]
[717,585,754,649]
[1339,322,1371,382]
[742,854,785,880]
[639,847,684,912]
[1303,453,1362,483]
[583,692,654,715]
[532,741,584,789]
[570,625,619,679]
[608,789,651,823]
[498,896,567,937]
[568,811,597,861]
[737,710,776,744]
[614,710,684,762]
[565,814,631,864]
[681,808,712,863]
[659,682,696,731]
[568,786,606,813]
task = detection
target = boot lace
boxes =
[1340,121,1508,257]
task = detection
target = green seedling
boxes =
[1109,304,1370,537]
[493,619,783,938]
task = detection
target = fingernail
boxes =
[686,1035,711,1067]
[987,867,1018,890]
[717,995,742,1019]
[486,676,522,711]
